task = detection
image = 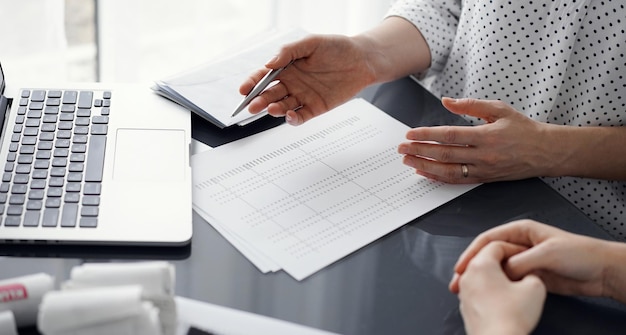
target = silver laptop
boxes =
[0,62,192,246]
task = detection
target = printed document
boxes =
[154,29,307,128]
[191,98,479,280]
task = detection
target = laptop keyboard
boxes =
[1,89,110,228]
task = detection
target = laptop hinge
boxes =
[0,96,9,115]
[0,95,11,143]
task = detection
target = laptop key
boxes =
[23,210,40,227]
[31,90,46,102]
[81,206,98,217]
[62,91,78,104]
[48,90,62,98]
[84,183,101,195]
[85,135,106,182]
[78,91,93,109]
[26,200,43,210]
[80,217,97,228]
[82,196,100,206]
[4,216,21,227]
[7,205,23,216]
[42,208,59,227]
[60,203,78,227]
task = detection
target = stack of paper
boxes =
[153,30,308,128]
[191,99,480,280]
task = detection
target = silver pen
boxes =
[231,60,294,117]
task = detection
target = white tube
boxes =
[0,273,54,327]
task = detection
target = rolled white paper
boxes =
[0,273,54,327]
[63,262,176,335]
[0,310,18,335]
[37,285,161,335]
[65,261,174,295]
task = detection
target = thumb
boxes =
[518,274,547,300]
[441,97,510,123]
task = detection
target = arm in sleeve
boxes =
[386,0,461,74]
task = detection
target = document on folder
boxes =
[153,29,308,128]
[191,98,480,280]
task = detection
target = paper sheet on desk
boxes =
[176,296,339,335]
[191,98,480,280]
[154,29,308,128]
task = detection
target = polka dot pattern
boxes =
[388,0,626,240]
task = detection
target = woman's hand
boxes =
[397,98,556,183]
[239,17,432,126]
[239,34,377,126]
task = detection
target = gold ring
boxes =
[461,164,469,178]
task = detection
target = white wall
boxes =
[0,0,68,83]
[97,0,394,82]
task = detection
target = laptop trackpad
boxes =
[113,129,186,182]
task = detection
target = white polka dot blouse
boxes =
[388,0,626,240]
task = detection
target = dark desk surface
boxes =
[5,77,626,335]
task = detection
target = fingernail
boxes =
[451,272,459,283]
[443,97,458,103]
[397,145,407,154]
[286,113,296,125]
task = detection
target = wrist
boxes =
[351,34,383,86]
[353,17,431,84]
[602,241,626,304]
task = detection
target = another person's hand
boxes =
[397,98,554,183]
[454,241,546,335]
[450,220,626,303]
[239,34,376,126]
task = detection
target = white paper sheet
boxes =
[156,29,308,128]
[176,296,339,335]
[192,98,479,280]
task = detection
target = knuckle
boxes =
[479,152,500,166]
[444,165,459,180]
[443,127,457,143]
[492,99,507,108]
[467,257,490,272]
[438,147,453,163]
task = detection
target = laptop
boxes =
[0,62,192,246]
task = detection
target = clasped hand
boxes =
[450,219,617,335]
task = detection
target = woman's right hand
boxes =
[239,34,377,126]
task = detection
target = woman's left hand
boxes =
[397,97,554,183]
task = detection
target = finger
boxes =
[247,83,290,114]
[239,67,271,96]
[449,272,461,294]
[397,141,475,164]
[401,155,479,184]
[534,271,600,297]
[473,241,528,267]
[405,125,481,145]
[454,220,542,274]
[284,104,319,126]
[269,35,320,69]
[267,96,301,117]
[452,241,528,293]
[518,274,547,301]
[503,238,577,281]
[441,97,511,123]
